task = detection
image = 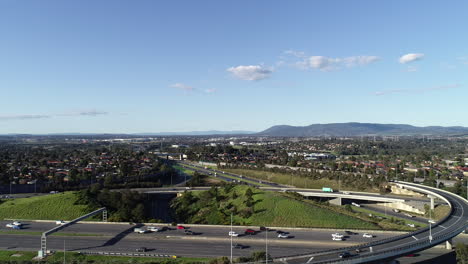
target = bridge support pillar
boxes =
[446,239,453,250]
[430,197,435,210]
[329,197,343,206]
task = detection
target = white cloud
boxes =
[374,84,461,96]
[204,88,217,94]
[0,114,51,121]
[296,55,379,71]
[226,65,272,81]
[399,53,424,64]
[170,83,194,91]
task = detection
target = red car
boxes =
[245,229,256,235]
[177,225,186,230]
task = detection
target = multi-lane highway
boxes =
[0,221,400,258]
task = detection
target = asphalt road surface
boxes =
[0,221,400,258]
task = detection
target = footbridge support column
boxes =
[428,195,435,210]
[329,197,343,206]
[446,239,453,250]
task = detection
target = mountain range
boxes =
[258,122,468,137]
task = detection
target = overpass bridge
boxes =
[271,181,468,264]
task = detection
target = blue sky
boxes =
[1,0,467,134]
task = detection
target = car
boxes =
[339,252,351,258]
[393,209,400,213]
[56,220,66,225]
[177,225,186,230]
[278,233,289,239]
[276,230,288,234]
[184,230,195,235]
[363,233,373,238]
[185,187,192,190]
[244,229,256,235]
[407,223,415,228]
[355,248,364,253]
[405,253,416,257]
[259,226,272,232]
[332,236,343,241]
[405,213,415,218]
[12,221,22,226]
[228,231,239,237]
[332,233,344,238]
[232,244,246,249]
[345,231,357,235]
[343,191,351,195]
[11,225,21,230]
[148,226,160,232]
[136,247,147,252]
[5,223,14,228]
[428,219,436,224]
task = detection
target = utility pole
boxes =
[230,214,233,264]
[265,226,268,264]
[63,240,66,264]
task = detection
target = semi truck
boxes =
[322,187,334,192]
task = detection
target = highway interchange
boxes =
[0,161,467,263]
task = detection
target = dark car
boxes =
[339,252,351,258]
[259,226,272,231]
[355,248,364,253]
[136,247,147,252]
[345,231,357,235]
[232,244,246,249]
[184,230,195,235]
[245,229,256,235]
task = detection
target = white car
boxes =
[428,219,436,224]
[393,209,400,213]
[148,226,159,232]
[56,220,66,225]
[363,233,373,238]
[332,236,343,241]
[278,233,289,238]
[6,223,14,228]
[12,221,22,226]
[405,213,415,218]
[343,191,351,195]
[332,233,344,238]
[407,223,415,228]
[228,231,239,237]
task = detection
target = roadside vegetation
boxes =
[0,192,89,220]
[221,168,381,192]
[171,184,377,229]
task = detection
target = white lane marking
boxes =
[439,225,447,229]
[306,257,315,263]
[412,236,419,240]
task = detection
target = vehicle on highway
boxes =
[232,244,246,249]
[134,227,149,233]
[12,221,22,226]
[136,247,147,252]
[332,233,344,238]
[355,248,364,253]
[393,209,400,213]
[428,219,436,224]
[177,225,187,230]
[148,226,161,232]
[407,223,415,228]
[184,230,195,235]
[405,213,415,218]
[185,187,192,190]
[345,231,357,235]
[363,233,373,238]
[322,187,333,192]
[278,233,289,239]
[56,220,66,225]
[332,236,343,241]
[228,231,239,237]
[259,226,272,232]
[244,229,256,235]
[339,252,351,258]
[343,191,351,194]
[351,202,361,207]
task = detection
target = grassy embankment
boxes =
[0,192,89,221]
[0,250,211,263]
[174,185,378,229]
[223,168,379,192]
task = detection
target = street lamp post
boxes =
[265,227,268,264]
[230,214,233,264]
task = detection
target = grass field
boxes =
[351,206,426,229]
[223,168,378,192]
[186,185,378,229]
[0,192,90,221]
[0,250,211,263]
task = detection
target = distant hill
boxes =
[259,122,468,137]
[133,130,255,136]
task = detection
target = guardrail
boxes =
[78,251,177,258]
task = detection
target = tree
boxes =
[456,243,468,264]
